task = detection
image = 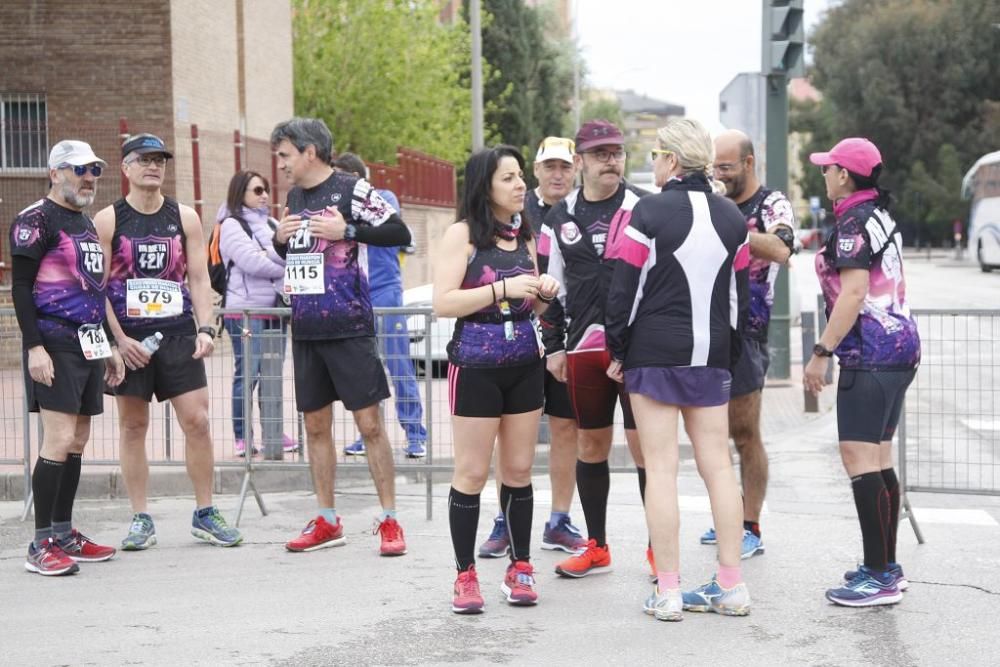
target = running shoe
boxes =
[644,587,683,622]
[843,562,909,591]
[541,515,587,553]
[191,507,243,547]
[682,577,752,616]
[57,529,116,562]
[478,515,509,558]
[646,546,657,583]
[24,538,79,576]
[700,527,717,545]
[285,516,346,552]
[501,560,538,605]
[282,434,299,453]
[234,438,258,458]
[452,565,485,614]
[554,539,612,578]
[374,516,407,556]
[741,530,765,559]
[405,440,427,459]
[345,439,366,456]
[826,566,902,607]
[121,512,157,551]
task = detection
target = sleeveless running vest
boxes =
[447,235,541,368]
[107,197,194,337]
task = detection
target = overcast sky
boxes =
[576,0,838,131]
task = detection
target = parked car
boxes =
[402,283,452,377]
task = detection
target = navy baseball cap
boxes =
[121,133,174,159]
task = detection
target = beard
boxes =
[60,179,95,208]
[724,171,747,199]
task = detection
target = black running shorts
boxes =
[292,336,391,413]
[26,348,105,416]
[543,368,576,420]
[113,333,208,403]
[836,368,917,444]
[448,358,544,418]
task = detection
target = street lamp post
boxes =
[470,0,484,151]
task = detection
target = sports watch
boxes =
[344,223,358,241]
[813,343,834,358]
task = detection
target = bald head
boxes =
[713,129,758,202]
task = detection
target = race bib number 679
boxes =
[126,278,183,318]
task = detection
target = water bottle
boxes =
[141,332,163,355]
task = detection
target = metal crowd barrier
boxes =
[900,309,1000,501]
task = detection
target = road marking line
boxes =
[910,508,998,526]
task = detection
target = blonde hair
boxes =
[656,118,716,183]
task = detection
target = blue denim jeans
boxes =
[223,316,288,457]
[373,287,427,443]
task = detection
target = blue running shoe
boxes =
[699,527,717,545]
[741,530,765,559]
[644,587,683,622]
[121,512,157,551]
[843,562,908,591]
[405,441,426,459]
[345,439,366,456]
[682,577,752,616]
[826,566,902,607]
[191,507,243,547]
[477,515,509,558]
[541,516,587,553]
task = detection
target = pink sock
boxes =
[717,564,742,589]
[657,571,680,592]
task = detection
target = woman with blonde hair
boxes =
[605,118,751,621]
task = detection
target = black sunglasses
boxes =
[250,185,269,196]
[821,164,841,175]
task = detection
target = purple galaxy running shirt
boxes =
[815,192,920,370]
[738,187,796,341]
[284,171,395,340]
[10,198,107,351]
[447,236,542,368]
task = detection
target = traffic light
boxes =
[762,0,804,77]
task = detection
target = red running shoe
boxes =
[285,516,346,552]
[374,516,407,556]
[24,538,79,576]
[554,539,612,578]
[502,560,538,605]
[59,529,116,562]
[452,565,484,614]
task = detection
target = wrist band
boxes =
[537,292,554,303]
[197,325,217,340]
[502,278,507,300]
[490,282,498,303]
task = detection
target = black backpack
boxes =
[207,214,254,306]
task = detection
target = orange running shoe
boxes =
[554,538,612,578]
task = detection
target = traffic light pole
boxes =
[764,71,791,380]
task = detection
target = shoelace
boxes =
[129,517,149,535]
[373,518,401,540]
[457,571,481,597]
[487,519,506,541]
[204,511,231,532]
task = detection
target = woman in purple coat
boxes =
[218,170,296,459]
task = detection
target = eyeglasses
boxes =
[249,185,269,196]
[129,154,168,167]
[821,164,840,175]
[584,148,626,163]
[60,164,103,177]
[651,149,674,163]
[713,162,740,175]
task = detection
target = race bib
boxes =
[77,324,112,360]
[126,278,183,318]
[283,254,324,295]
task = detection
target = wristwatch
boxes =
[198,325,217,339]
[344,223,357,241]
[813,343,834,358]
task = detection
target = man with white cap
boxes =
[478,136,588,558]
[11,140,125,576]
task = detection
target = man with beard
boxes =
[538,120,651,578]
[97,133,243,550]
[12,140,124,575]
[479,136,587,558]
[699,129,796,558]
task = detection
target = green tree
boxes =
[293,0,473,164]
[794,0,1000,242]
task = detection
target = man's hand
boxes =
[546,351,567,382]
[804,354,829,395]
[118,336,153,371]
[192,332,215,359]
[27,346,54,386]
[275,207,307,244]
[308,207,348,242]
[606,358,624,384]
[105,348,125,387]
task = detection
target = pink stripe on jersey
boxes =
[537,230,551,257]
[733,242,751,272]
[615,234,650,268]
[605,209,633,259]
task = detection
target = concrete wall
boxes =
[400,204,457,290]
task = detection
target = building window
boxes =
[1,93,48,171]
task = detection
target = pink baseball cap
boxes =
[809,137,882,178]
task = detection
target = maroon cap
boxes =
[809,137,882,178]
[575,119,625,153]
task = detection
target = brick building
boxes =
[0,0,294,275]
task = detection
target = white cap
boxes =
[48,140,107,169]
[534,137,575,164]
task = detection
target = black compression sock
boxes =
[32,457,64,546]
[448,487,480,572]
[500,483,533,562]
[576,460,610,547]
[881,468,900,564]
[851,471,891,572]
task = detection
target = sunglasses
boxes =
[250,185,269,196]
[650,149,674,162]
[61,164,103,177]
[821,164,840,175]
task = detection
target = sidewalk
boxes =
[3,397,998,666]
